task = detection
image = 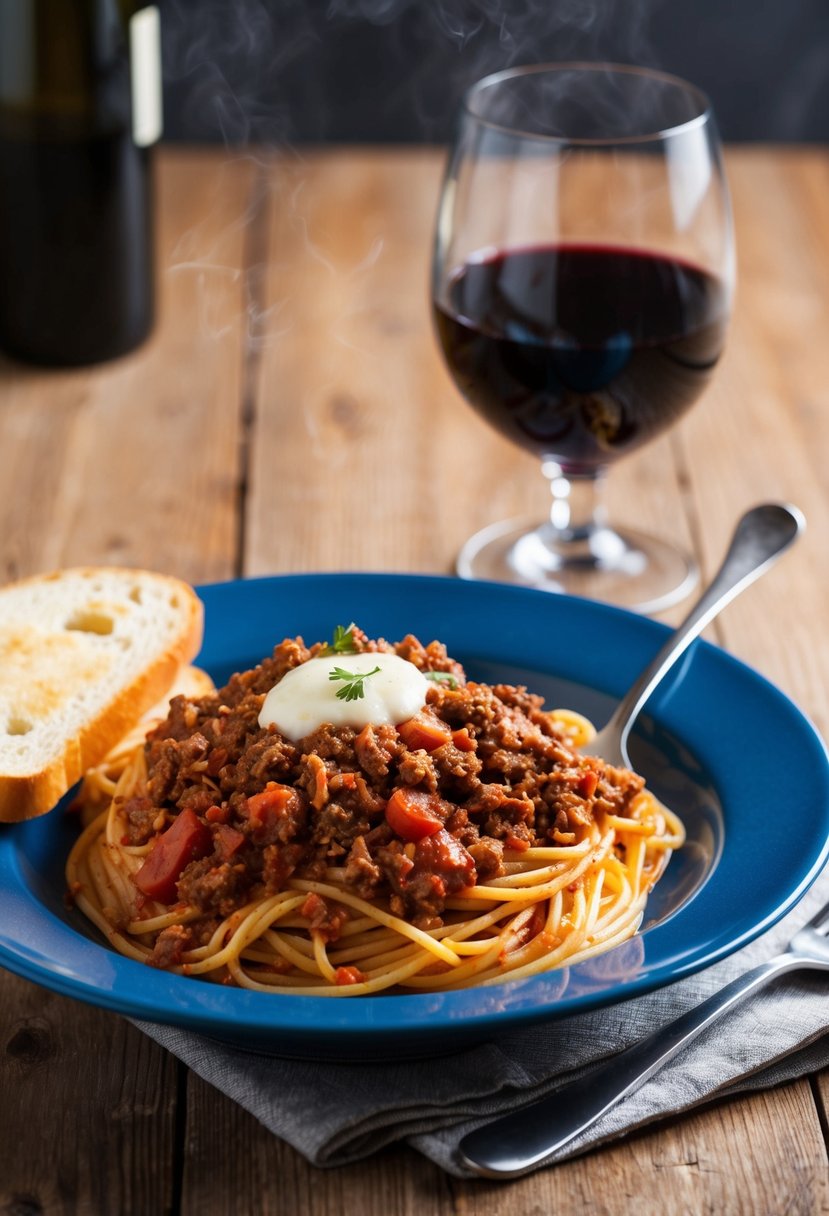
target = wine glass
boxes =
[432,63,734,613]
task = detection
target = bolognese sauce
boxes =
[67,628,683,994]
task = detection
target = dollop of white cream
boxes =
[258,652,429,740]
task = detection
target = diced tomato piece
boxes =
[300,892,347,941]
[385,787,444,841]
[134,809,213,904]
[335,965,367,986]
[215,824,246,860]
[205,804,230,824]
[451,728,476,752]
[244,783,297,831]
[354,724,373,749]
[414,828,476,892]
[578,771,599,798]
[301,892,326,922]
[397,715,452,753]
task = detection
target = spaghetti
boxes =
[67,631,684,996]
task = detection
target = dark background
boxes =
[158,0,829,145]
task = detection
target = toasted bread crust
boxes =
[0,567,203,821]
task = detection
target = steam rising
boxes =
[159,0,668,462]
[160,0,664,145]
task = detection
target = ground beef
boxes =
[344,835,382,898]
[262,841,306,891]
[122,795,160,846]
[354,722,398,782]
[597,764,646,814]
[397,748,439,791]
[176,857,247,916]
[147,924,192,969]
[467,836,505,881]
[131,633,648,943]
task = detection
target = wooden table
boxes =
[1,146,827,1214]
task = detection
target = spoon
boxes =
[583,502,805,769]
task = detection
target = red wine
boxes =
[434,245,728,474]
[0,2,161,367]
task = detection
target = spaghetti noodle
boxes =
[67,631,684,996]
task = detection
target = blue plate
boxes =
[1,573,827,1058]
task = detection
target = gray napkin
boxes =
[137,867,829,1178]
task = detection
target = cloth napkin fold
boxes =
[137,867,829,1178]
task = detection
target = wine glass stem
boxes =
[543,463,607,543]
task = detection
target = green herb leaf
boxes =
[425,671,459,690]
[320,624,358,656]
[328,664,381,702]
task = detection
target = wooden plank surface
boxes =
[0,975,178,1216]
[0,146,827,1215]
[0,149,253,584]
[679,150,829,730]
[246,149,697,583]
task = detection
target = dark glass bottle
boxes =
[0,0,161,366]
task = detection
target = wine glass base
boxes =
[456,516,698,615]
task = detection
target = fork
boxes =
[583,503,804,769]
[458,897,829,1178]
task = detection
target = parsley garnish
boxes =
[320,624,358,656]
[328,664,381,702]
[425,671,459,690]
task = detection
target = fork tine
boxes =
[806,899,829,933]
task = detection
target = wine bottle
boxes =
[0,0,162,366]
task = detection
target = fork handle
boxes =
[458,953,801,1178]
